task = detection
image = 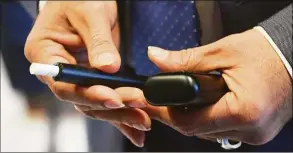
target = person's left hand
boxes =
[78,28,292,146]
[140,28,292,145]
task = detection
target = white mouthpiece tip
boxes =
[30,63,59,77]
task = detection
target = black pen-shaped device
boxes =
[30,63,228,107]
[30,62,147,89]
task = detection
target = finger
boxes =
[29,2,84,49]
[74,105,145,147]
[68,6,121,73]
[113,123,145,148]
[55,85,149,109]
[74,87,147,110]
[91,109,151,131]
[26,40,124,109]
[111,20,120,50]
[70,51,89,64]
[73,87,147,111]
[25,4,83,83]
[115,87,147,108]
[144,92,245,135]
[73,104,109,111]
[74,105,151,131]
[147,45,236,73]
[54,85,125,109]
[25,39,77,85]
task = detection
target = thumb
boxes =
[71,11,121,73]
[86,24,121,73]
[147,45,234,73]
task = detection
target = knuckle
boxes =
[221,93,242,123]
[130,88,145,100]
[85,86,101,102]
[225,101,245,125]
[244,103,265,128]
[179,49,196,71]
[229,109,256,127]
[224,97,264,128]
[219,33,245,55]
[24,36,35,61]
[246,111,263,128]
[229,106,262,127]
[90,32,112,50]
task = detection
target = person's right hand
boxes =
[25,1,151,147]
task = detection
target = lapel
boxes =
[194,1,223,45]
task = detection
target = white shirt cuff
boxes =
[254,26,292,78]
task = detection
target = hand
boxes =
[106,29,292,145]
[25,1,150,147]
[144,29,292,145]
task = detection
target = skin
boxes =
[143,30,292,145]
[25,1,292,148]
[25,1,150,147]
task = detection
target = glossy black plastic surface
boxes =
[143,72,229,106]
[54,63,147,89]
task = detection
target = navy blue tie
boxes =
[131,1,201,76]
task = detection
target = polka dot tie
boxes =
[131,1,201,76]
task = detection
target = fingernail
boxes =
[104,101,125,109]
[132,124,151,131]
[97,53,115,67]
[148,46,169,60]
[128,102,146,108]
[74,105,82,112]
[74,105,91,111]
[136,141,144,148]
[136,134,145,148]
[129,133,145,148]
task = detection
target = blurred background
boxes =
[1,1,125,152]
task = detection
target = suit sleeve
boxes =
[258,4,292,72]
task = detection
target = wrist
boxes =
[243,28,291,83]
[253,26,292,78]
